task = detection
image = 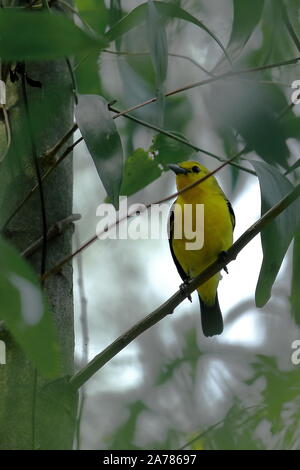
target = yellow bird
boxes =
[168,161,235,336]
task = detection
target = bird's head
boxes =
[168,161,216,193]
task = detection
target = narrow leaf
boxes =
[252,161,300,307]
[220,0,264,68]
[37,377,78,450]
[105,1,230,64]
[147,0,168,125]
[209,81,289,167]
[147,0,168,84]
[0,9,108,61]
[0,237,61,378]
[75,95,124,209]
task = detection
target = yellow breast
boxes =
[171,187,233,278]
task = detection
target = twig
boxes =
[281,3,300,53]
[111,57,300,119]
[69,182,300,390]
[43,123,77,161]
[21,214,81,258]
[74,230,89,450]
[65,57,78,105]
[108,104,255,176]
[102,49,215,77]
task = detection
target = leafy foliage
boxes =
[0,9,108,60]
[105,1,230,62]
[0,238,60,378]
[251,161,300,307]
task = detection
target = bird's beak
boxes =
[168,163,189,175]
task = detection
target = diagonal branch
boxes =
[69,182,300,390]
[21,214,81,258]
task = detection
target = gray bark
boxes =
[0,53,76,449]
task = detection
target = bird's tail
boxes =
[198,294,223,337]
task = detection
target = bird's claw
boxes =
[218,250,229,274]
[180,279,192,302]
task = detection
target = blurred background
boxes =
[72,0,300,449]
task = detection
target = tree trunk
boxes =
[0,36,76,449]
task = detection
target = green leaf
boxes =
[248,1,294,65]
[0,237,60,378]
[37,377,78,450]
[74,0,109,34]
[75,51,102,95]
[147,0,168,84]
[75,95,124,209]
[105,1,230,64]
[223,0,264,67]
[151,132,194,168]
[251,161,300,307]
[209,81,289,167]
[0,9,108,61]
[120,148,162,196]
[147,0,168,126]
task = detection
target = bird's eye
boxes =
[192,166,200,173]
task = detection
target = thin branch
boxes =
[69,182,300,390]
[40,151,244,282]
[108,104,255,176]
[103,49,215,77]
[21,214,81,258]
[281,3,300,53]
[74,230,89,450]
[65,57,78,105]
[111,57,300,119]
[43,123,77,161]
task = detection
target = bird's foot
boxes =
[179,278,192,302]
[218,250,229,274]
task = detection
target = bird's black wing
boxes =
[226,199,236,231]
[219,187,236,231]
[168,205,188,282]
